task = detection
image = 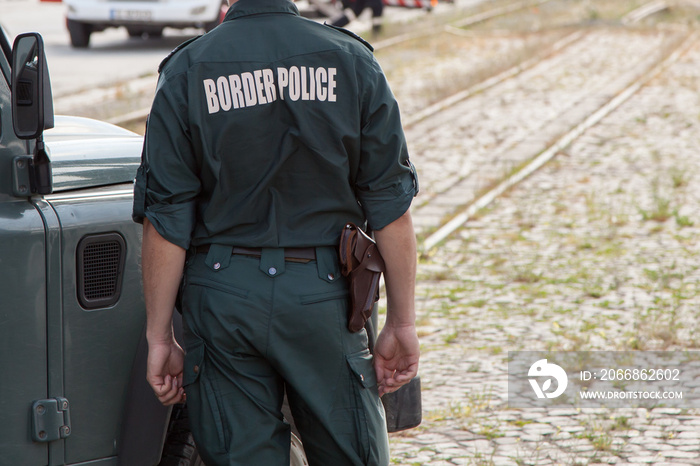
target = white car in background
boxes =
[64,0,228,48]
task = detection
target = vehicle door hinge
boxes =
[12,141,53,197]
[12,155,33,197]
[31,397,72,443]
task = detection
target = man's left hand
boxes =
[373,323,420,397]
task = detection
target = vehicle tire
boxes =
[67,19,91,48]
[290,433,309,466]
[128,27,163,38]
[158,404,204,466]
[127,28,145,38]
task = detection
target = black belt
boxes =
[195,245,317,263]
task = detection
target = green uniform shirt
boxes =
[133,0,418,250]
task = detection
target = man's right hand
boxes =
[147,338,186,406]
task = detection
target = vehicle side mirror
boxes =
[12,33,54,140]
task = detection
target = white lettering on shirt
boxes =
[241,72,257,107]
[204,66,338,114]
[288,66,300,102]
[203,79,220,114]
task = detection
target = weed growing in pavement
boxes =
[583,276,607,299]
[639,198,672,222]
[425,391,493,424]
[670,166,689,188]
[575,426,614,453]
[443,330,459,345]
[674,209,694,227]
[478,424,504,440]
[610,416,630,431]
[625,263,700,350]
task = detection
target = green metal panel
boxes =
[0,36,49,465]
[46,185,146,464]
[0,200,49,465]
[32,197,68,466]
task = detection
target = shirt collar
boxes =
[223,0,299,21]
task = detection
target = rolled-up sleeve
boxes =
[355,56,418,231]
[132,72,200,250]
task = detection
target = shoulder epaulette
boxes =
[324,23,374,52]
[158,35,203,73]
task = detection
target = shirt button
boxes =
[193,365,199,374]
[268,267,277,276]
[327,273,335,281]
[213,262,221,270]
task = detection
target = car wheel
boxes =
[67,19,91,48]
[290,433,309,466]
[127,28,145,38]
[158,404,204,466]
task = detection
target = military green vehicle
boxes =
[0,28,204,466]
[0,29,420,466]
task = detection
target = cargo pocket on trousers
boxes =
[184,340,230,453]
[346,348,385,464]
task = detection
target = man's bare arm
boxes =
[142,218,187,405]
[373,210,420,396]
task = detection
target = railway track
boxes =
[382,1,692,253]
[420,31,696,251]
[88,0,686,256]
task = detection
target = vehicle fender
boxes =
[117,313,184,465]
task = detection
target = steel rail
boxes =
[621,0,669,25]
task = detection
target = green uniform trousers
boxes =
[180,245,390,466]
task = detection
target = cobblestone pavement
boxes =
[382,17,700,466]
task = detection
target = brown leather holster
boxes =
[338,223,385,333]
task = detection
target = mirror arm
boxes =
[31,136,53,195]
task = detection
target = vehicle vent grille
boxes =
[77,233,126,310]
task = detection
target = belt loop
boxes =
[204,244,233,271]
[316,246,339,283]
[260,248,285,277]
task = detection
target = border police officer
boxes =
[133,0,419,464]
